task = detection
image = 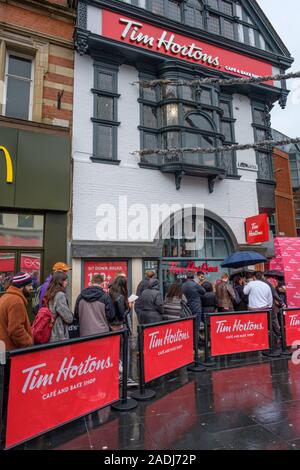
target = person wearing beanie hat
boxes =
[0,272,33,351]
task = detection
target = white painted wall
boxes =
[72,58,259,247]
[87,5,102,36]
[233,93,258,182]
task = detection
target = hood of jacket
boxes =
[148,279,160,290]
[5,286,28,305]
[80,286,106,303]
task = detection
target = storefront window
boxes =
[162,216,232,294]
[0,213,44,247]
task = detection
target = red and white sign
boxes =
[143,319,194,383]
[273,238,300,308]
[210,312,269,356]
[284,309,300,347]
[83,260,128,292]
[102,11,274,84]
[245,214,269,244]
[5,335,120,449]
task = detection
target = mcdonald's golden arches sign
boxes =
[0,146,13,183]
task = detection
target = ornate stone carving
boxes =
[77,1,87,29]
[75,30,89,55]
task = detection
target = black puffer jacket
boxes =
[139,279,164,325]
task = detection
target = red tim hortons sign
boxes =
[5,335,120,449]
[284,309,300,347]
[101,10,274,84]
[210,312,270,356]
[143,319,194,383]
[245,214,269,244]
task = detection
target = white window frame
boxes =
[3,51,35,121]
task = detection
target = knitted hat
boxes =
[12,272,33,288]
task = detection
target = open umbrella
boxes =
[221,251,267,269]
[264,270,284,280]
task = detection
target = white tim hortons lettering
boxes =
[129,28,155,47]
[22,363,54,394]
[163,328,190,346]
[149,331,163,349]
[233,320,263,332]
[57,356,113,382]
[120,18,144,40]
[290,315,300,326]
[216,320,231,333]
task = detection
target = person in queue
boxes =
[182,271,206,330]
[233,275,248,311]
[0,272,33,350]
[202,281,218,314]
[75,274,115,336]
[215,273,237,312]
[196,271,206,285]
[134,270,156,322]
[109,275,138,388]
[35,261,71,312]
[44,271,74,342]
[163,282,187,320]
[243,271,273,311]
[139,278,164,325]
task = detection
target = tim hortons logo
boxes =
[215,319,264,333]
[120,18,220,67]
[289,315,300,326]
[21,355,113,394]
[248,222,263,237]
[148,328,190,350]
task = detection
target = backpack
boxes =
[32,306,56,344]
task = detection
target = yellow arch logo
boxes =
[0,146,13,183]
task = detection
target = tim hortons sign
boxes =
[101,10,274,83]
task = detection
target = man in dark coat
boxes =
[139,278,164,325]
[182,271,206,329]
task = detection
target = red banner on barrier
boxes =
[284,310,300,347]
[210,312,269,356]
[143,319,194,383]
[5,335,120,449]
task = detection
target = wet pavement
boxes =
[14,354,300,450]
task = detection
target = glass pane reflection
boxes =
[0,213,44,247]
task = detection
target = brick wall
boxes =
[0,0,75,128]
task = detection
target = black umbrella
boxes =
[221,251,267,269]
[264,270,284,280]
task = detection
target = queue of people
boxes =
[0,264,287,360]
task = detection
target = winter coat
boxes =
[49,291,74,342]
[139,279,164,324]
[215,281,236,310]
[135,278,150,321]
[163,295,187,319]
[0,287,33,351]
[202,291,218,314]
[234,285,248,311]
[182,280,206,317]
[75,286,115,337]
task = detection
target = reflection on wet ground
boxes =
[15,354,300,450]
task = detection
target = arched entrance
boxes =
[159,210,236,294]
